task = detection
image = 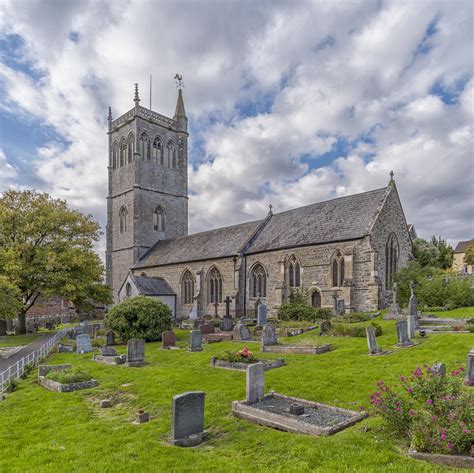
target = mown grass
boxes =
[0,334,42,347]
[0,323,472,472]
[427,306,474,318]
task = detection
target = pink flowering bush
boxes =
[368,365,473,455]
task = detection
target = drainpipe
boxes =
[243,255,247,317]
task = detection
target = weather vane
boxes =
[174,74,184,89]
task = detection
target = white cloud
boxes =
[0,148,17,189]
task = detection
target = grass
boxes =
[45,368,93,384]
[0,324,472,472]
[0,334,42,347]
[426,307,474,318]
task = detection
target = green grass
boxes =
[426,306,474,318]
[0,325,472,472]
[46,368,93,384]
[0,334,42,347]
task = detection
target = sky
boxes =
[0,0,473,260]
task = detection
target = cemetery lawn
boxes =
[1,320,473,473]
[429,306,474,318]
[0,334,42,347]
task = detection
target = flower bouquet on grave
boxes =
[219,346,257,363]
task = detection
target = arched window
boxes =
[288,255,301,288]
[385,233,399,288]
[119,137,126,167]
[112,142,118,169]
[125,282,132,298]
[250,263,267,298]
[119,206,127,234]
[208,267,223,304]
[127,133,135,163]
[167,141,176,168]
[140,133,150,159]
[153,206,165,231]
[153,137,163,164]
[181,270,195,304]
[331,251,345,287]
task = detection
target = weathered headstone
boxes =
[257,304,267,326]
[135,410,149,424]
[319,320,331,336]
[0,319,6,336]
[408,281,417,316]
[384,283,404,320]
[219,317,234,332]
[171,391,207,447]
[188,330,202,352]
[106,330,115,346]
[200,323,215,335]
[83,323,93,336]
[261,324,278,346]
[189,305,198,320]
[233,323,251,341]
[336,299,345,316]
[396,320,414,347]
[100,346,117,356]
[126,338,146,366]
[407,315,416,339]
[465,348,474,386]
[76,333,93,353]
[162,331,177,349]
[366,326,381,355]
[432,363,446,377]
[246,362,264,403]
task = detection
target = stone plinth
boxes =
[261,344,332,355]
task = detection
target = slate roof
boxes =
[130,274,175,295]
[134,186,390,268]
[454,239,474,254]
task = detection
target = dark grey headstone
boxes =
[246,363,264,403]
[257,304,267,326]
[219,317,234,332]
[172,391,205,442]
[76,334,92,353]
[366,326,381,355]
[233,323,251,341]
[200,323,215,335]
[396,320,412,346]
[100,346,117,356]
[336,299,345,316]
[106,330,115,346]
[188,330,202,352]
[261,324,277,346]
[127,338,145,363]
[0,319,6,336]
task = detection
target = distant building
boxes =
[453,239,474,274]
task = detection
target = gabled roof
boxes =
[130,273,175,295]
[454,239,474,254]
[133,186,391,268]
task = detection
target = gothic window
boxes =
[385,233,399,288]
[140,133,150,159]
[288,255,301,288]
[250,263,267,298]
[331,251,345,287]
[119,206,127,234]
[119,137,126,167]
[167,141,176,168]
[153,137,163,164]
[127,133,135,163]
[125,282,132,298]
[208,267,223,304]
[112,142,118,169]
[181,270,195,304]
[153,206,165,231]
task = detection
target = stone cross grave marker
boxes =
[261,324,278,346]
[366,326,381,355]
[465,348,474,386]
[224,296,232,317]
[213,302,219,317]
[246,362,264,404]
[200,323,215,335]
[257,304,267,326]
[171,391,206,447]
[126,338,145,366]
[162,331,177,349]
[233,323,251,341]
[76,333,92,353]
[106,330,115,346]
[396,320,413,347]
[188,330,202,352]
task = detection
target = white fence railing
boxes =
[0,328,71,398]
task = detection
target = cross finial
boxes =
[389,170,394,182]
[268,203,273,215]
[174,73,184,90]
[134,83,140,103]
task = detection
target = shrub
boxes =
[46,368,92,384]
[467,324,474,333]
[107,295,172,342]
[367,366,474,455]
[335,312,378,323]
[330,322,382,337]
[217,346,257,363]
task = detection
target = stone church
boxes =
[106,83,413,320]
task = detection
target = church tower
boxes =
[106,81,189,301]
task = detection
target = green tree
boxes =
[430,236,454,269]
[464,241,474,266]
[0,190,111,333]
[0,276,22,321]
[412,237,453,269]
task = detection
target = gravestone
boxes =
[396,320,413,347]
[188,330,202,352]
[193,318,204,329]
[465,348,474,386]
[171,391,207,447]
[200,323,215,335]
[219,317,234,332]
[100,346,117,356]
[76,333,92,353]
[408,281,417,316]
[189,305,198,320]
[75,326,85,336]
[407,315,416,339]
[233,323,251,341]
[246,362,264,403]
[366,326,381,355]
[83,323,93,336]
[126,338,146,366]
[106,330,115,346]
[384,283,404,320]
[336,299,345,316]
[432,363,446,377]
[257,304,267,326]
[0,319,6,336]
[224,295,232,317]
[261,324,278,346]
[319,320,331,336]
[162,331,177,349]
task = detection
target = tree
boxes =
[464,241,474,266]
[0,276,22,321]
[412,237,453,269]
[430,236,454,269]
[0,190,111,333]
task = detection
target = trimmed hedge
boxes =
[278,304,332,321]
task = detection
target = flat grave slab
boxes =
[232,392,367,436]
[203,332,233,343]
[93,354,126,365]
[211,357,285,371]
[261,344,332,355]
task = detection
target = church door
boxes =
[311,290,321,308]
